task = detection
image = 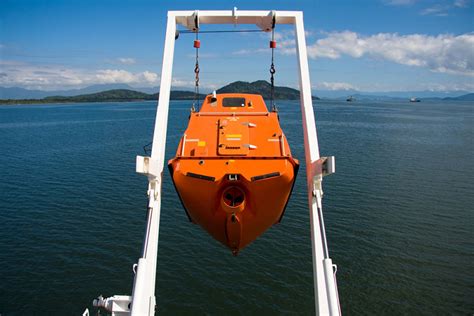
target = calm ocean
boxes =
[0,99,472,315]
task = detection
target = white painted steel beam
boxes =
[173,9,296,30]
[129,12,177,316]
[93,10,340,316]
[294,13,339,316]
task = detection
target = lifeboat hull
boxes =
[169,158,298,253]
[168,93,299,254]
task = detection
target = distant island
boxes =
[441,93,474,101]
[0,80,317,105]
[1,81,472,105]
[217,80,319,100]
[0,89,202,105]
[343,93,474,102]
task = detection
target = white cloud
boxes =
[117,57,136,64]
[171,78,195,87]
[307,31,474,76]
[419,0,470,16]
[95,69,158,84]
[420,5,450,16]
[232,48,263,55]
[95,69,135,83]
[273,31,297,55]
[0,60,221,91]
[170,78,219,91]
[314,82,357,91]
[454,0,470,7]
[0,60,23,66]
[420,82,474,91]
[142,71,158,82]
[384,0,418,6]
[0,61,160,89]
[231,30,474,76]
[232,30,296,56]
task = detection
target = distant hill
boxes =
[345,94,403,101]
[0,84,138,99]
[44,89,153,102]
[162,90,202,100]
[314,89,472,99]
[3,82,472,101]
[0,89,204,105]
[217,80,319,100]
[322,92,474,102]
[4,81,471,105]
[0,80,321,105]
[44,89,199,102]
[443,93,474,101]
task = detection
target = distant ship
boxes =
[346,96,355,102]
[409,97,421,102]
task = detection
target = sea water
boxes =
[0,99,472,315]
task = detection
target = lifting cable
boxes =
[183,17,278,112]
[192,30,200,112]
[269,15,277,112]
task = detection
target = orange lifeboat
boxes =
[168,93,299,254]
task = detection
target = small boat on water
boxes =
[409,97,421,102]
[168,93,299,254]
[346,96,355,102]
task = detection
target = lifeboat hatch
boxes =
[218,119,249,156]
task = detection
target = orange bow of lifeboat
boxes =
[168,93,299,254]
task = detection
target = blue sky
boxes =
[1,0,473,93]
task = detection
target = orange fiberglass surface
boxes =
[168,93,299,255]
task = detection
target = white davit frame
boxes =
[91,9,340,316]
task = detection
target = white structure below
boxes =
[92,295,132,315]
[92,9,340,316]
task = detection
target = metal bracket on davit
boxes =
[91,9,340,316]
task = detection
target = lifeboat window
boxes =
[223,97,246,107]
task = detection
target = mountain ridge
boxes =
[0,81,313,104]
[1,82,472,105]
[2,82,472,100]
[0,89,201,105]
[217,80,319,100]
